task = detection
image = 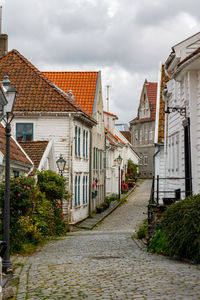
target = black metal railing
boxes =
[150,175,193,205]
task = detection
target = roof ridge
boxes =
[1,50,95,120]
[43,71,99,73]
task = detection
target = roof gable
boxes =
[0,50,94,119]
[19,141,48,169]
[43,71,99,116]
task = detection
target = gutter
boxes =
[152,144,161,177]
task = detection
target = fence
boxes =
[150,175,193,205]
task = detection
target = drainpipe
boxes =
[152,145,161,177]
[89,129,92,212]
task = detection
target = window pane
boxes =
[26,124,33,133]
[16,124,24,132]
[25,134,33,141]
[17,134,23,142]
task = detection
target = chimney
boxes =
[0,6,8,57]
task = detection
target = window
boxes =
[78,127,81,157]
[144,153,148,165]
[85,176,88,203]
[78,175,80,205]
[145,127,148,141]
[96,148,98,170]
[135,130,138,141]
[75,126,77,156]
[86,131,88,158]
[16,123,33,142]
[100,150,102,170]
[139,152,143,165]
[83,176,85,204]
[139,128,143,142]
[74,175,77,206]
[149,127,153,141]
[13,170,19,178]
[83,130,86,157]
[93,147,96,169]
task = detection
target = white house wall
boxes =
[91,77,105,211]
[11,115,91,224]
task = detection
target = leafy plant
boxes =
[136,220,148,239]
[149,194,200,263]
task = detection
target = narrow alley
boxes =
[12,180,200,299]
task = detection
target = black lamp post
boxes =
[56,154,66,177]
[116,154,122,200]
[2,75,17,272]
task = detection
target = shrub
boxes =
[37,170,67,235]
[149,194,200,263]
[136,220,148,239]
[0,175,37,253]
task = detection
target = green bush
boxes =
[37,170,67,235]
[0,175,37,252]
[0,171,68,254]
[149,194,200,263]
[136,220,148,239]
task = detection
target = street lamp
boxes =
[56,154,66,177]
[116,154,122,200]
[2,75,17,272]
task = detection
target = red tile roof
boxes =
[104,111,118,119]
[19,141,49,169]
[43,71,99,116]
[0,50,95,123]
[146,82,157,119]
[120,131,131,143]
[0,123,32,166]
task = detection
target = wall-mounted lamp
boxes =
[165,106,186,117]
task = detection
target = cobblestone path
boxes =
[12,180,200,299]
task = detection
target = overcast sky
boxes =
[1,0,200,123]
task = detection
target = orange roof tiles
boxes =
[146,82,157,119]
[19,141,49,169]
[43,71,99,116]
[0,124,32,166]
[0,50,94,123]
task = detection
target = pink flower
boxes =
[27,187,30,190]
[24,185,26,188]
[18,193,21,197]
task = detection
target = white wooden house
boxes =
[154,32,200,201]
[104,111,139,196]
[0,49,96,224]
[43,71,105,212]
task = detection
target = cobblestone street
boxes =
[12,180,200,299]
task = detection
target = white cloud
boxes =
[1,0,200,123]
